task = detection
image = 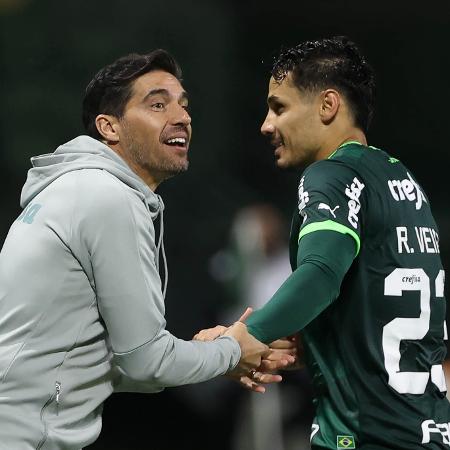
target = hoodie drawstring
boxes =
[154,195,168,299]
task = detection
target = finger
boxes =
[239,376,266,393]
[195,326,228,341]
[237,307,253,323]
[269,339,297,349]
[265,349,297,360]
[253,372,283,384]
[260,355,296,371]
[263,353,296,365]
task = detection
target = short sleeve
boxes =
[296,160,367,255]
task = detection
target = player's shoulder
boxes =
[302,144,363,185]
[304,142,400,183]
[329,142,395,167]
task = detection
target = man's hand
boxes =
[192,307,253,342]
[193,325,227,342]
[269,334,304,370]
[224,321,269,374]
[230,338,297,393]
[228,371,283,394]
[191,308,300,393]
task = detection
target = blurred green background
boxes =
[1,0,449,448]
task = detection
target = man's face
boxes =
[118,70,192,185]
[261,74,322,169]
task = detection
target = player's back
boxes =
[300,143,449,449]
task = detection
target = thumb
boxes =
[237,307,253,323]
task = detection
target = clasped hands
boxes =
[193,308,299,393]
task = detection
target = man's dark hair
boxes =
[82,49,182,140]
[272,36,375,132]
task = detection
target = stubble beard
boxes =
[122,128,189,183]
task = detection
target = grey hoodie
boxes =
[0,136,240,450]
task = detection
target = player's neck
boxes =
[316,128,367,161]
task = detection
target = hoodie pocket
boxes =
[0,342,23,381]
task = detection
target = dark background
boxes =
[1,0,449,449]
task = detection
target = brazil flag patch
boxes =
[337,435,355,449]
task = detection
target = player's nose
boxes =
[261,114,274,136]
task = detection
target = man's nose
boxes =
[261,114,274,136]
[172,105,191,126]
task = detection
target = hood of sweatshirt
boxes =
[20,135,163,218]
[20,135,168,297]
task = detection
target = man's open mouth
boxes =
[165,137,187,147]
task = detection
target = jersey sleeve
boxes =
[246,230,355,344]
[297,159,367,256]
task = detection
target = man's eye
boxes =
[273,104,284,115]
[151,102,165,110]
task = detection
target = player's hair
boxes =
[82,49,182,140]
[272,36,375,132]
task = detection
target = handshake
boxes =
[193,308,299,393]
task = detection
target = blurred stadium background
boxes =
[1,0,449,449]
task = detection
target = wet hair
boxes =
[272,36,375,132]
[82,49,182,140]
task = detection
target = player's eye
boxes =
[274,105,285,115]
[271,102,284,115]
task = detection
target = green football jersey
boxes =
[290,142,449,449]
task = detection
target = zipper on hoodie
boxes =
[55,381,61,416]
[36,381,62,449]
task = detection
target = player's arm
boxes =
[246,230,355,343]
[246,159,365,343]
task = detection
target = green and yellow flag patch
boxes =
[337,435,355,449]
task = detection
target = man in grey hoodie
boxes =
[0,50,280,449]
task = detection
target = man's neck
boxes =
[316,129,367,161]
[107,142,160,191]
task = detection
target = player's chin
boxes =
[275,154,292,169]
[274,146,293,168]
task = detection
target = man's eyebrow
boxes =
[267,95,281,106]
[143,88,170,102]
[179,91,189,103]
[143,88,189,103]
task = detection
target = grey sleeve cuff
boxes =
[112,330,242,392]
[216,335,241,371]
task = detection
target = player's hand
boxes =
[268,333,305,370]
[260,343,297,372]
[263,336,300,370]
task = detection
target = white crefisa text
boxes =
[345,177,365,229]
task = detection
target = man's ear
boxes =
[319,89,340,125]
[95,114,121,143]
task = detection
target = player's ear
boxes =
[319,89,340,125]
[95,114,121,143]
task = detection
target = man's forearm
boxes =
[246,230,356,344]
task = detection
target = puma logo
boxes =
[318,203,339,218]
